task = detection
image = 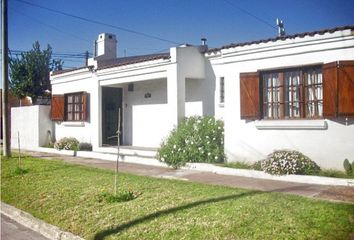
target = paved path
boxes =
[24,150,354,203]
[1,214,49,240]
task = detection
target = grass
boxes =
[220,161,354,179]
[218,161,255,170]
[1,155,354,240]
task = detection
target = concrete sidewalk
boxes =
[23,150,354,203]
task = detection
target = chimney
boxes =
[95,33,117,60]
[199,37,208,53]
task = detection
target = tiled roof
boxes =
[51,66,88,76]
[97,53,170,70]
[51,53,170,76]
[207,25,354,53]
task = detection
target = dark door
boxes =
[102,87,123,145]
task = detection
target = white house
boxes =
[50,26,354,170]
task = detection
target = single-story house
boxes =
[50,26,354,170]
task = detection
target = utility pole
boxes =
[2,0,11,157]
[85,51,89,66]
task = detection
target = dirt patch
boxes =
[317,186,354,203]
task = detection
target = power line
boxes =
[222,0,277,30]
[10,7,91,43]
[14,0,181,45]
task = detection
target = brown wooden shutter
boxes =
[51,95,65,121]
[323,61,354,118]
[322,62,338,118]
[240,72,261,119]
[337,61,354,117]
[82,92,89,121]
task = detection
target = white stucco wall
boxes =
[11,105,53,150]
[122,79,171,147]
[209,29,354,170]
[51,69,97,145]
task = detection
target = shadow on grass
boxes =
[93,190,261,240]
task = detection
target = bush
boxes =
[54,137,79,151]
[157,116,225,168]
[259,150,320,175]
[343,159,353,176]
[97,190,139,203]
[78,142,92,151]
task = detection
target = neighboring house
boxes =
[0,90,32,141]
[50,26,354,169]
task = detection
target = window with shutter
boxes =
[51,95,65,121]
[64,92,89,121]
[240,72,260,119]
[260,66,323,119]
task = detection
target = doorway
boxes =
[102,87,123,145]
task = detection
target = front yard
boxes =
[1,155,353,239]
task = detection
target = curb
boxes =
[1,202,84,240]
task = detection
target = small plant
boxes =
[78,142,92,151]
[54,137,79,151]
[343,159,353,176]
[259,150,320,175]
[14,166,28,175]
[97,190,140,203]
[157,116,225,168]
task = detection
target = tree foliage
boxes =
[9,41,63,103]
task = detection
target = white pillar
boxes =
[167,47,185,126]
[92,74,101,150]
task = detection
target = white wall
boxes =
[51,70,97,145]
[185,77,215,117]
[211,29,354,170]
[11,106,53,150]
[123,79,171,147]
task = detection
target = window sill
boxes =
[254,119,327,130]
[61,121,85,127]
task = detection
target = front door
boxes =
[102,87,123,145]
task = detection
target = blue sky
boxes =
[5,0,354,69]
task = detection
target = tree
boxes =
[9,41,63,104]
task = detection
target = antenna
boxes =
[276,18,286,37]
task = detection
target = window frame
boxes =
[261,65,323,120]
[64,92,85,122]
[219,77,225,105]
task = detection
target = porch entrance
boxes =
[102,87,123,146]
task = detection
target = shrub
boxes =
[54,137,79,151]
[259,150,320,175]
[97,190,139,203]
[157,116,225,168]
[78,142,92,151]
[343,159,353,176]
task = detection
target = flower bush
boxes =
[54,137,79,151]
[259,150,320,175]
[157,116,225,168]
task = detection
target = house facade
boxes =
[50,26,354,170]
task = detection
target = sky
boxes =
[2,0,354,72]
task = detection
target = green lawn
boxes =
[1,156,354,240]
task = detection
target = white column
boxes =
[92,74,101,150]
[167,62,185,126]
